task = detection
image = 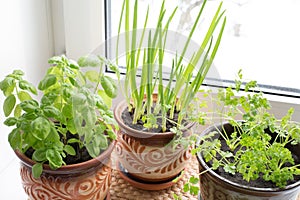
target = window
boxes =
[105,0,300,99]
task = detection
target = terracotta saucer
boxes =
[116,161,185,191]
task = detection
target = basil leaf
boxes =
[38,74,57,90]
[46,149,63,169]
[100,76,117,98]
[32,163,43,179]
[31,117,51,140]
[4,95,16,117]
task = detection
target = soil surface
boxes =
[205,131,300,188]
[121,106,184,133]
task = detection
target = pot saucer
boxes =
[116,161,185,191]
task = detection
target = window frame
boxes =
[104,0,300,101]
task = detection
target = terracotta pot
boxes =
[114,96,194,183]
[15,140,115,200]
[197,122,300,200]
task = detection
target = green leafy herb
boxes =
[193,70,300,188]
[4,94,16,117]
[32,163,43,179]
[0,55,118,178]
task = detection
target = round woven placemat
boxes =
[109,156,199,200]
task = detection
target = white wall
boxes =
[0,0,54,198]
[0,0,54,85]
[63,0,104,60]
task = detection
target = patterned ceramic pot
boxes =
[114,96,194,183]
[15,140,115,200]
[197,122,300,200]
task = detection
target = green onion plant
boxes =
[116,0,226,132]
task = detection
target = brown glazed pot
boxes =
[114,96,194,184]
[15,140,115,200]
[197,122,300,200]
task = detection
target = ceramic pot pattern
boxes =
[15,141,115,200]
[197,123,300,200]
[20,164,111,200]
[116,131,191,182]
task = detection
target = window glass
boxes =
[105,0,300,97]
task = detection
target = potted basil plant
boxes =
[189,70,300,199]
[0,55,119,200]
[111,0,226,190]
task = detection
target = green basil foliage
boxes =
[0,55,118,178]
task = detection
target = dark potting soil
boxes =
[206,137,300,188]
[25,131,93,165]
[121,106,184,133]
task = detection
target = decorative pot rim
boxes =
[15,140,116,175]
[197,121,300,192]
[114,97,195,138]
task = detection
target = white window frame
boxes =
[50,1,300,118]
[103,0,300,120]
[51,0,105,60]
